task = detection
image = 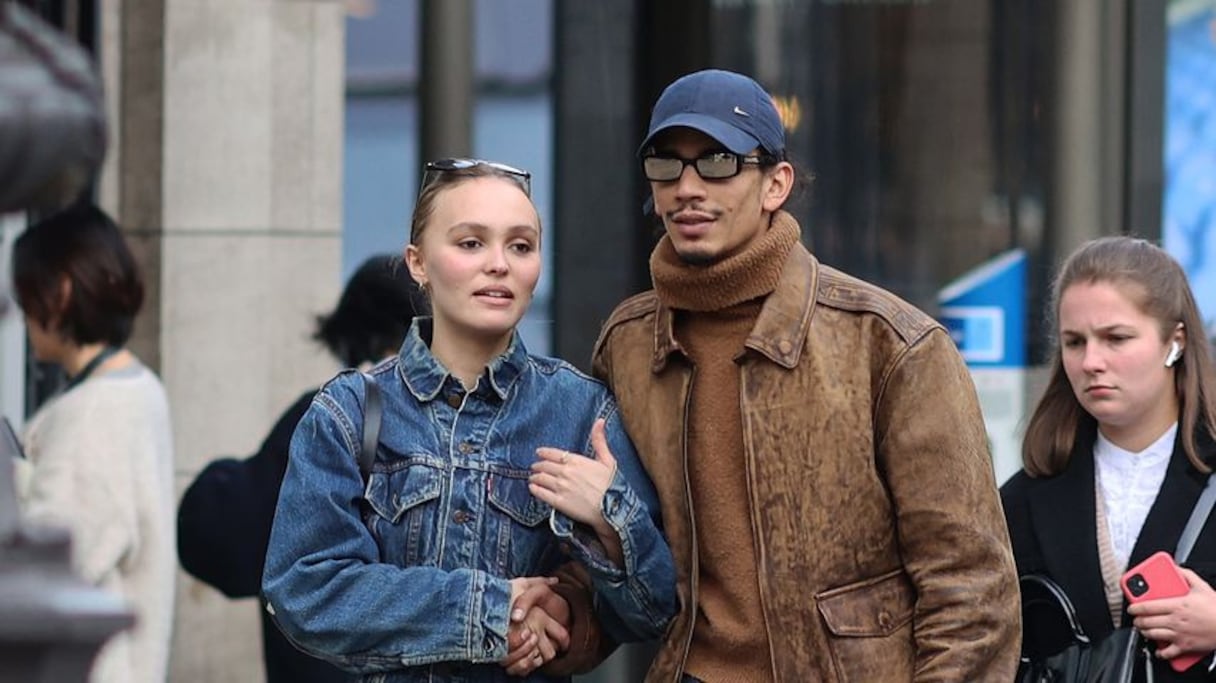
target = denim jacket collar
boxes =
[651,239,817,372]
[398,317,529,401]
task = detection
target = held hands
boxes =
[529,418,617,532]
[501,421,619,676]
[501,577,571,677]
[1128,568,1216,660]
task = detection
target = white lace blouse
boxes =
[1094,422,1176,572]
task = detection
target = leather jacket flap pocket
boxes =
[487,473,550,527]
[816,569,915,637]
[364,463,443,524]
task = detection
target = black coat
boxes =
[178,390,348,683]
[1001,423,1216,682]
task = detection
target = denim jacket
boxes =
[263,320,676,682]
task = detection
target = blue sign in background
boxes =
[937,249,1027,368]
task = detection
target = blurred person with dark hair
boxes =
[177,253,420,683]
[11,202,174,683]
[313,254,421,369]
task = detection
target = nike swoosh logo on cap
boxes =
[733,106,750,117]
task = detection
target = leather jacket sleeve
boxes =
[538,562,618,676]
[874,328,1021,681]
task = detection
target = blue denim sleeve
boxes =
[262,383,512,674]
[549,400,677,642]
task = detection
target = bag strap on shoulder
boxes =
[1176,474,1216,564]
[358,371,382,486]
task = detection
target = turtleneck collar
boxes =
[650,210,801,312]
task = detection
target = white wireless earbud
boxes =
[1165,341,1182,368]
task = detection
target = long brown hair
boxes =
[1022,237,1216,476]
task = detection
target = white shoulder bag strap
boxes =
[1176,474,1216,564]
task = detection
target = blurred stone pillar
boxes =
[99,1,346,680]
[1049,0,1126,258]
[419,0,472,161]
[554,0,651,371]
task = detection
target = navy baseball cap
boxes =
[638,69,785,158]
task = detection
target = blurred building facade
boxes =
[553,0,1171,373]
[105,3,346,682]
[3,2,347,682]
[1,0,1207,681]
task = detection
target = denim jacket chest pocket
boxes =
[486,469,559,578]
[364,457,444,567]
[364,451,561,577]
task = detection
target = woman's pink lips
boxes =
[473,288,514,305]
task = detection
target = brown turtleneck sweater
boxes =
[650,214,801,683]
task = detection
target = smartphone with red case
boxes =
[1121,551,1204,672]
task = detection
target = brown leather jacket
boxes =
[591,239,1021,682]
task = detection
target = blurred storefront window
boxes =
[1162,0,1216,335]
[344,0,554,353]
[706,0,1053,357]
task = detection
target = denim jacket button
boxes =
[452,510,471,524]
[458,441,475,454]
[446,392,464,408]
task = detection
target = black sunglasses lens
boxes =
[421,158,531,195]
[643,157,683,181]
[643,153,742,181]
[695,153,740,179]
[425,158,474,173]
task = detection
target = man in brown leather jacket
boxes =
[589,69,1021,682]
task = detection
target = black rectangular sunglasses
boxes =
[421,158,532,196]
[641,151,770,182]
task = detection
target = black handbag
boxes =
[1016,574,1148,683]
[1017,474,1216,683]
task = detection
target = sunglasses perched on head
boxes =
[641,151,774,182]
[421,158,532,196]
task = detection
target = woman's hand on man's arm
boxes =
[529,419,623,566]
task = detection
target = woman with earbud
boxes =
[1002,236,1216,680]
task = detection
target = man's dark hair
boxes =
[12,202,144,347]
[313,254,421,368]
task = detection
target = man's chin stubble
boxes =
[676,249,718,267]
